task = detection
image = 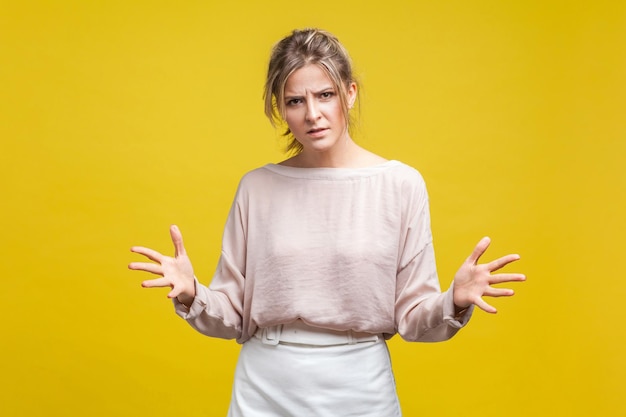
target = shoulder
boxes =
[231,164,285,200]
[237,164,279,185]
[382,161,430,209]
[387,160,423,179]
[385,161,426,187]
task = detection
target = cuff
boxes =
[173,279,208,320]
[442,282,474,329]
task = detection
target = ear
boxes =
[347,82,357,109]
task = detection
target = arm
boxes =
[128,222,245,340]
[395,242,473,342]
[394,175,524,342]
[394,177,466,342]
[395,236,525,342]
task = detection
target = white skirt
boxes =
[227,322,402,417]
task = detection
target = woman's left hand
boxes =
[453,237,525,314]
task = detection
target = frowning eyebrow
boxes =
[284,86,335,99]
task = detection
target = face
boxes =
[283,64,356,155]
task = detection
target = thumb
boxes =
[467,236,491,265]
[170,224,186,257]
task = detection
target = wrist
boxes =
[177,294,194,308]
[453,304,470,319]
[177,280,197,308]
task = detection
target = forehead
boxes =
[284,64,334,94]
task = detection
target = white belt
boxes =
[255,320,380,346]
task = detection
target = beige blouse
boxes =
[174,160,472,343]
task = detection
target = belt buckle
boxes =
[261,325,282,345]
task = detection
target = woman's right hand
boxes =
[128,225,196,307]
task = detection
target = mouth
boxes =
[307,127,328,136]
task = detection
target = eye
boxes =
[286,98,302,106]
[320,91,334,99]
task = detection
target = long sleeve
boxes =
[172,189,248,341]
[394,176,473,342]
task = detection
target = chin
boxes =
[305,145,336,155]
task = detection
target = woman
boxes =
[129,28,525,416]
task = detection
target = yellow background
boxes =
[2,1,625,416]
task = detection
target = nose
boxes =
[305,100,321,122]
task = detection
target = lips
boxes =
[307,127,328,137]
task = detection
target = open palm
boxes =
[453,237,525,313]
[128,225,196,306]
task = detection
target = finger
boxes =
[467,237,491,265]
[170,225,186,257]
[128,262,163,275]
[130,246,164,263]
[483,287,515,297]
[489,273,526,284]
[167,286,181,299]
[142,277,173,288]
[474,297,497,314]
[487,254,521,272]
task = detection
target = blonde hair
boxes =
[263,28,360,154]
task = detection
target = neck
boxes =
[282,138,388,169]
[299,136,359,168]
